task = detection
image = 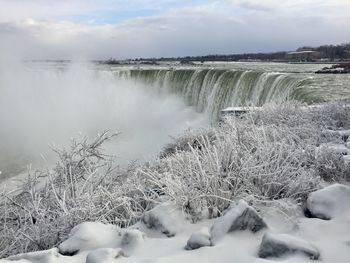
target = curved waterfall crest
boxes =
[115,68,313,118]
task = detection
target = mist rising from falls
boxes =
[116,68,315,119]
[0,63,208,178]
[0,63,330,181]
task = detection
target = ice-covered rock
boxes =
[210,200,267,242]
[58,222,122,255]
[6,248,60,263]
[258,232,320,260]
[185,227,212,250]
[85,248,125,263]
[142,203,181,237]
[306,184,350,220]
[58,222,145,256]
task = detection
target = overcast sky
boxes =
[0,0,349,59]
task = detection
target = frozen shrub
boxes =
[315,149,350,182]
[0,132,148,258]
[311,101,350,129]
[1,101,349,258]
[141,115,321,219]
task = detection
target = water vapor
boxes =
[0,62,208,176]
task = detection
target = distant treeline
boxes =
[134,43,350,62]
[137,51,288,62]
[296,43,350,61]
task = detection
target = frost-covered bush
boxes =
[254,101,350,130]
[140,116,321,220]
[315,149,350,182]
[1,101,350,258]
[311,101,350,129]
[140,101,350,219]
[0,132,148,258]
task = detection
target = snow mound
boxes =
[142,203,182,237]
[4,198,350,263]
[210,200,267,243]
[6,248,60,263]
[306,184,350,220]
[58,222,145,256]
[86,248,126,263]
[58,222,122,255]
[258,232,320,260]
[0,260,31,263]
[185,227,212,250]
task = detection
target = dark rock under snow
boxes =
[258,232,320,260]
[210,200,267,242]
[306,183,350,220]
[185,227,212,250]
[142,203,180,237]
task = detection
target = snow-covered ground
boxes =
[2,102,350,262]
[3,184,350,263]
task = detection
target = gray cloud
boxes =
[0,0,349,60]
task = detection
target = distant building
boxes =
[286,51,318,61]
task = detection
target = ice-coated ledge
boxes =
[220,106,261,118]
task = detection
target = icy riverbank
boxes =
[3,185,350,263]
[1,102,350,262]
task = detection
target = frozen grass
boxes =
[1,102,350,258]
[0,132,147,257]
[141,113,320,219]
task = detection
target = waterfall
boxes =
[115,68,315,119]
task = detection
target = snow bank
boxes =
[85,248,126,263]
[58,222,145,256]
[3,198,350,263]
[58,222,122,255]
[5,248,61,263]
[306,184,350,220]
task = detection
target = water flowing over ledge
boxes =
[114,68,318,119]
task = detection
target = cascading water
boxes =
[2,62,349,183]
[115,68,316,119]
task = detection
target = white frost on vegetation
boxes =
[2,102,350,262]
